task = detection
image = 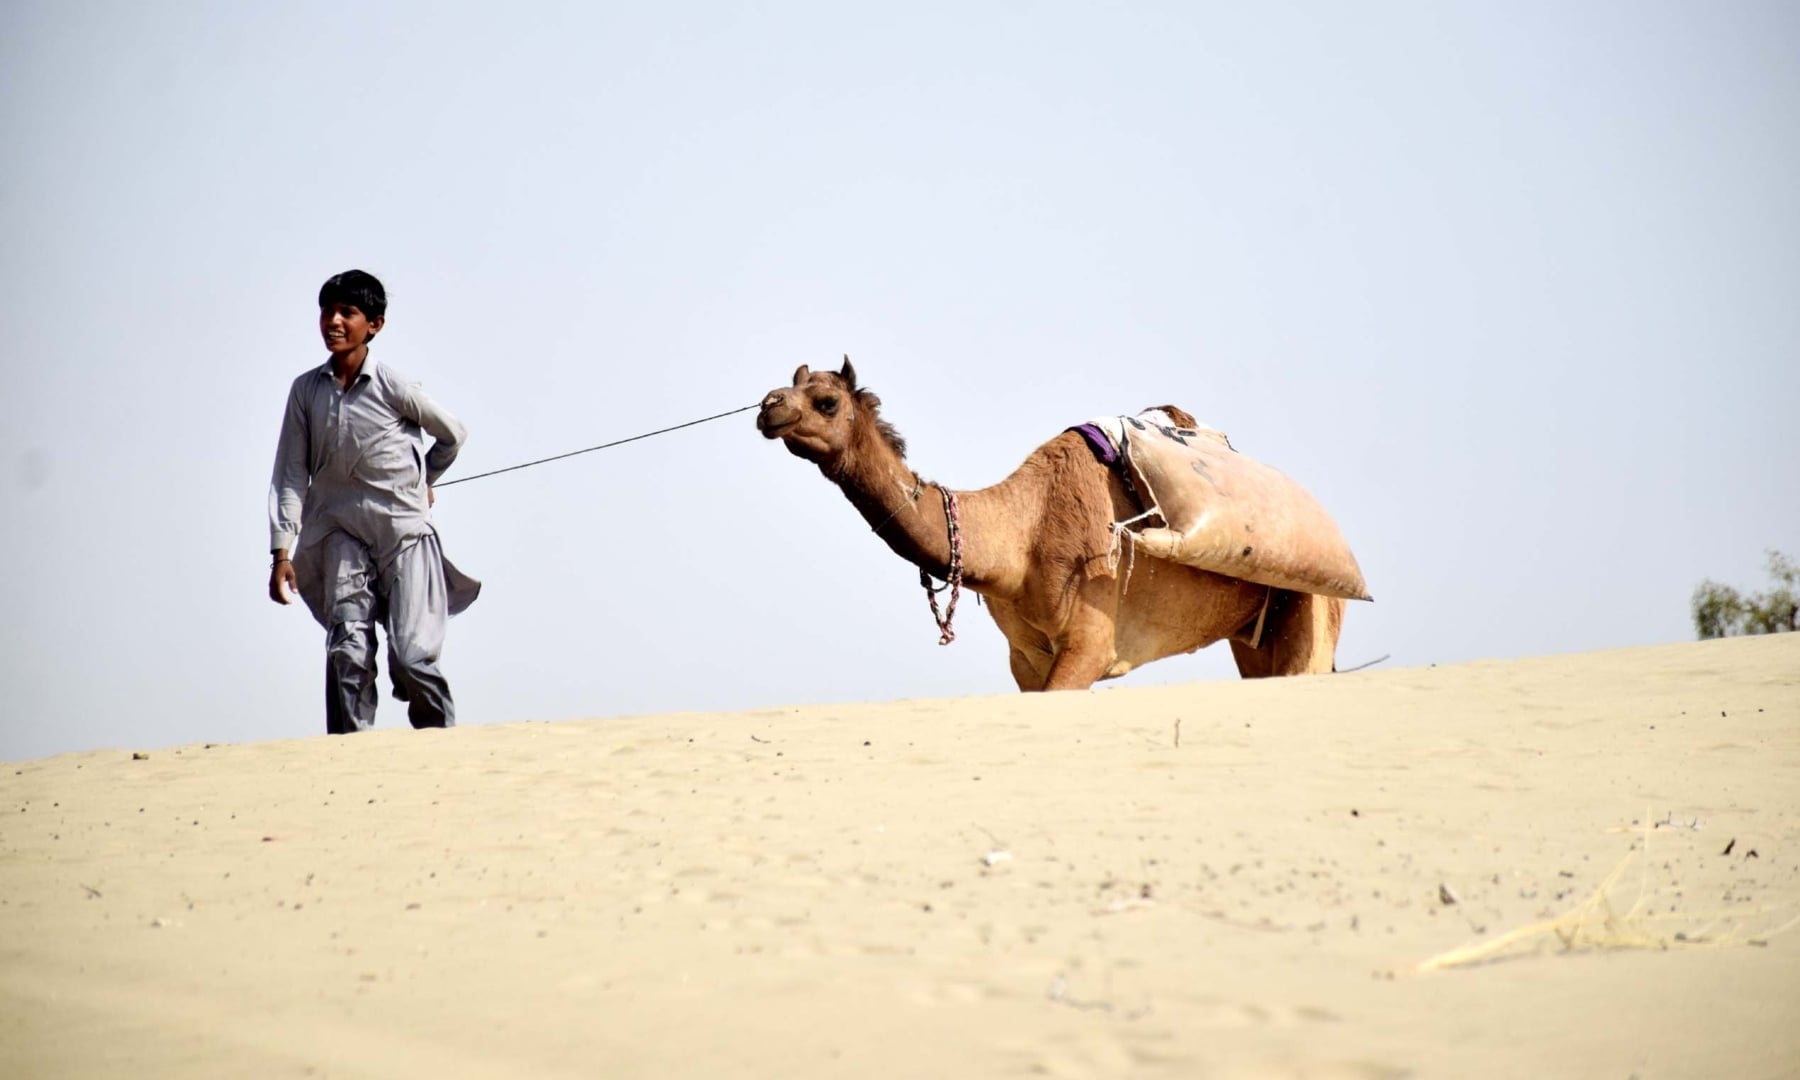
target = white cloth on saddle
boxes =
[1081,410,1228,462]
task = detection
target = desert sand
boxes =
[3,634,1797,1079]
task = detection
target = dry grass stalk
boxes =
[1417,809,1799,974]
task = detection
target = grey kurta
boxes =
[268,356,480,624]
[269,356,479,732]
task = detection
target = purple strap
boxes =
[1069,423,1119,468]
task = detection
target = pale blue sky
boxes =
[2,2,1795,760]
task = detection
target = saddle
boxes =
[1072,411,1370,602]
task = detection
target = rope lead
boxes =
[435,403,760,488]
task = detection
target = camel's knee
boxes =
[1042,645,1110,690]
[1042,615,1124,689]
[1009,648,1048,692]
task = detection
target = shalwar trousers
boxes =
[321,531,456,734]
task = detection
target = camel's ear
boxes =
[792,364,811,386]
[839,355,857,390]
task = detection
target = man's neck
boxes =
[329,346,369,388]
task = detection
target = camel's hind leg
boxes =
[1229,590,1344,679]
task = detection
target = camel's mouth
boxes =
[757,401,800,439]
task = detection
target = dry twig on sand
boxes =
[1417,809,1799,974]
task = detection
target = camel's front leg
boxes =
[1041,577,1119,691]
[986,597,1054,691]
[1008,647,1047,691]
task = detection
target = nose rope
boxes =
[870,473,924,535]
[435,404,760,487]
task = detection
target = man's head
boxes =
[318,269,387,357]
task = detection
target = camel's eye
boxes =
[815,395,840,417]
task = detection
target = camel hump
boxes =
[1140,405,1200,430]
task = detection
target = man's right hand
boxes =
[270,557,297,605]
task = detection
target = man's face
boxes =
[319,302,383,356]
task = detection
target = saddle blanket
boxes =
[1073,411,1370,601]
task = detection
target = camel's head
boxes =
[757,356,906,466]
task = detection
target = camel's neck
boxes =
[825,431,1026,595]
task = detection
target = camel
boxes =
[756,358,1345,691]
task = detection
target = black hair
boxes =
[318,269,388,321]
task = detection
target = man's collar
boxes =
[317,353,378,383]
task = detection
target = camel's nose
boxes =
[761,391,784,409]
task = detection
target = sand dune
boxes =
[4,635,1797,1079]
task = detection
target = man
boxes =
[268,270,479,733]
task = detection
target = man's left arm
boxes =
[398,380,467,486]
